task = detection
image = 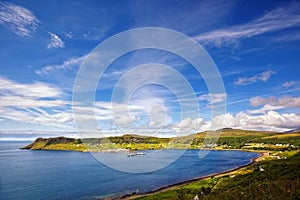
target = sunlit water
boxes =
[0,141,259,200]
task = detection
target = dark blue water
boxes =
[0,141,259,200]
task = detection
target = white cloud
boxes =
[0,1,40,36]
[113,115,138,125]
[283,81,296,88]
[74,98,172,134]
[234,111,300,131]
[0,107,74,129]
[250,96,276,107]
[234,70,276,86]
[99,109,300,133]
[198,93,226,104]
[247,104,284,114]
[36,55,86,76]
[0,77,72,129]
[195,2,300,46]
[172,117,205,133]
[171,101,300,132]
[74,101,141,125]
[47,32,65,49]
[64,31,73,39]
[199,111,300,132]
[250,96,300,108]
[0,96,68,108]
[0,76,62,98]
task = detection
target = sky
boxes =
[0,0,300,139]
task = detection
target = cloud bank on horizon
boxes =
[0,0,299,138]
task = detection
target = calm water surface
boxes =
[0,141,259,200]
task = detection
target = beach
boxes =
[121,151,268,200]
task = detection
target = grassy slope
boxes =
[133,150,300,200]
[21,129,300,151]
[22,137,87,151]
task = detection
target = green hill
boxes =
[21,129,300,152]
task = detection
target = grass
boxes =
[133,150,300,200]
[133,178,218,200]
[42,143,87,151]
[263,132,300,138]
[29,141,87,151]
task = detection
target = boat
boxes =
[127,151,146,157]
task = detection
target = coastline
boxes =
[119,151,268,200]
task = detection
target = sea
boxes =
[0,141,259,200]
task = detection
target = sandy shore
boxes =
[118,151,269,200]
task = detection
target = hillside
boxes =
[21,129,300,152]
[133,150,300,200]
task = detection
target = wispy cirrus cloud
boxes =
[0,76,62,98]
[0,107,74,129]
[47,32,65,49]
[283,81,296,88]
[0,96,67,109]
[36,55,86,76]
[194,2,300,46]
[0,1,40,36]
[0,76,73,129]
[198,93,226,104]
[234,70,276,86]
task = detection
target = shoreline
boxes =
[20,145,269,199]
[119,151,268,200]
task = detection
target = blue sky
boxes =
[0,0,300,139]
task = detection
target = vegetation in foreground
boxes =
[132,150,300,200]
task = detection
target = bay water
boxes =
[0,141,259,200]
